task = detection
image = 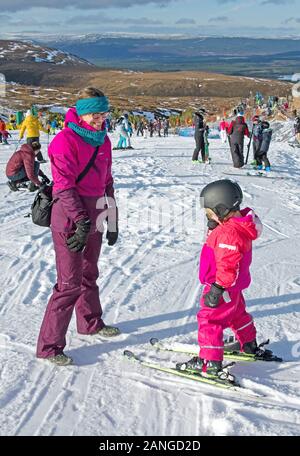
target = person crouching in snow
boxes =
[6,141,50,192]
[182,179,264,379]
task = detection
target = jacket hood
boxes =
[235,116,245,124]
[64,107,97,132]
[228,207,262,240]
[20,143,34,154]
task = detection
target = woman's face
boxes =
[81,112,108,130]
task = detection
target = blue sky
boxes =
[0,0,299,37]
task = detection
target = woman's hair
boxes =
[205,207,240,221]
[78,87,105,99]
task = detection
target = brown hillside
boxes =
[0,40,292,115]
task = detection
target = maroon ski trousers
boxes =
[36,230,104,358]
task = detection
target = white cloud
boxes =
[0,0,179,11]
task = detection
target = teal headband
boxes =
[76,96,110,116]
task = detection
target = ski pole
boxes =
[245,127,254,165]
[14,138,21,152]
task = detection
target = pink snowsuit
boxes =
[197,208,262,362]
[37,108,115,358]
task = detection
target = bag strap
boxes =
[76,146,100,184]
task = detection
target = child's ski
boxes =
[123,350,241,391]
[222,171,284,180]
[123,350,264,398]
[149,338,282,362]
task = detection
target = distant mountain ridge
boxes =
[0,40,95,86]
[29,35,300,78]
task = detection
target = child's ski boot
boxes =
[176,356,236,384]
[243,339,282,361]
[224,336,282,362]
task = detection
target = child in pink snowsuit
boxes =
[197,179,262,368]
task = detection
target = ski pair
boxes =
[123,350,241,391]
[123,338,282,393]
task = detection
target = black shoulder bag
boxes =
[31,146,100,227]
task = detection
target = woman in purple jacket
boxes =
[37,87,120,366]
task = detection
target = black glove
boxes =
[204,283,225,308]
[39,170,51,185]
[106,206,118,246]
[66,218,91,252]
[41,175,51,185]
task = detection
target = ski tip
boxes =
[123,350,135,359]
[150,338,159,346]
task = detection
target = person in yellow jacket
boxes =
[19,110,48,163]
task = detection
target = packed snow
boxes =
[0,128,300,436]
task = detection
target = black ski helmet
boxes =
[200,179,243,219]
[261,120,270,129]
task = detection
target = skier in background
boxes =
[294,113,300,144]
[192,109,206,163]
[50,119,58,135]
[178,179,280,381]
[149,120,154,137]
[0,117,6,143]
[136,119,144,136]
[219,118,229,144]
[254,121,273,172]
[251,115,263,165]
[227,114,250,168]
[204,124,210,163]
[163,118,169,137]
[115,116,128,149]
[1,130,12,145]
[19,109,48,163]
[123,113,133,149]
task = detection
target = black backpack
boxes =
[31,146,99,227]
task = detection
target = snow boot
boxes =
[47,353,73,366]
[7,181,19,192]
[265,166,271,172]
[256,165,263,170]
[95,325,121,338]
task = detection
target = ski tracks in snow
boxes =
[0,132,300,435]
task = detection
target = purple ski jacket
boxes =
[49,108,115,232]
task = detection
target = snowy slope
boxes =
[0,129,300,436]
